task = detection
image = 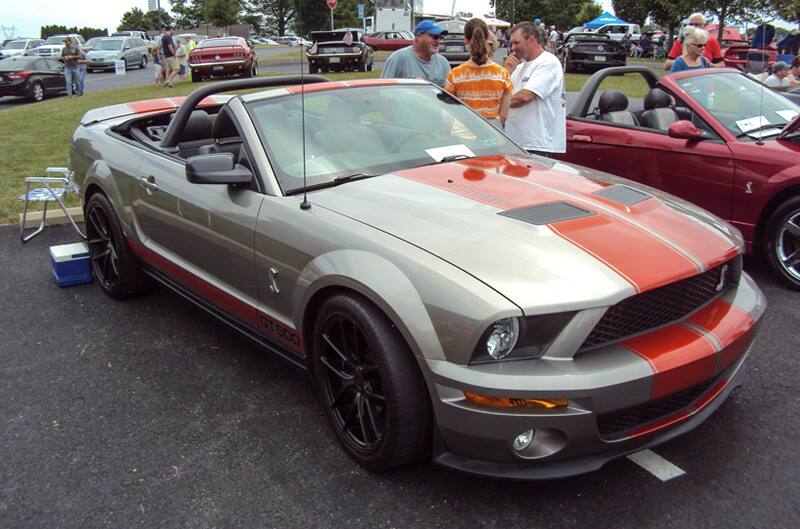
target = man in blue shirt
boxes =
[380,20,451,87]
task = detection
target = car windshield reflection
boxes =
[676,72,800,139]
[94,40,125,51]
[245,85,523,193]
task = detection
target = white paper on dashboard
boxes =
[424,144,476,162]
[735,116,770,132]
[776,110,799,121]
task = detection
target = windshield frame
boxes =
[672,71,800,142]
[242,84,526,195]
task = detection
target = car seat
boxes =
[198,106,242,158]
[176,110,214,156]
[598,90,639,126]
[639,88,679,131]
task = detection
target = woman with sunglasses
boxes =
[664,13,724,70]
[444,18,512,128]
[670,27,711,73]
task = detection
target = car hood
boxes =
[0,49,26,56]
[310,155,741,312]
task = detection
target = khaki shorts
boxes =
[165,56,179,72]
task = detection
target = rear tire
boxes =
[139,55,147,69]
[29,81,44,102]
[191,71,201,83]
[85,193,151,299]
[764,195,800,290]
[311,294,431,472]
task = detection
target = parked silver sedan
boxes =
[68,77,765,479]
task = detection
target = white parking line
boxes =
[627,449,686,481]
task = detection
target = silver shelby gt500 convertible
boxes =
[69,77,765,479]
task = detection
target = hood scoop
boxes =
[593,184,651,206]
[499,202,594,225]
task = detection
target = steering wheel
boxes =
[388,130,437,151]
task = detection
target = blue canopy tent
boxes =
[584,12,629,30]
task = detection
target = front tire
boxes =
[764,195,800,290]
[312,294,431,472]
[85,193,150,299]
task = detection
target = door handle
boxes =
[139,175,159,191]
[572,134,593,143]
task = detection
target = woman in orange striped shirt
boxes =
[444,18,513,128]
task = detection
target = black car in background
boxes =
[559,33,626,73]
[306,29,374,73]
[0,56,69,102]
[440,33,468,66]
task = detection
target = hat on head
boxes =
[772,61,789,73]
[414,20,448,36]
[63,37,72,43]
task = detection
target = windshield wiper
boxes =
[438,154,473,163]
[286,172,376,195]
[333,172,372,183]
[736,123,786,138]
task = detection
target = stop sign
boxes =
[327,0,337,8]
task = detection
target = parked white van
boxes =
[595,23,641,42]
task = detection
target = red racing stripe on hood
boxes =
[622,324,717,399]
[396,162,700,292]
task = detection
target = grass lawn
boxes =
[0,67,653,225]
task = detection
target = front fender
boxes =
[294,250,446,361]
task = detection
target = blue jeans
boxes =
[64,68,78,96]
[76,67,86,95]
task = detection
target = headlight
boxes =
[486,318,519,360]
[470,312,576,364]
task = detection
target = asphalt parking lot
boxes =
[1,224,798,528]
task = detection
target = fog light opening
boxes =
[513,429,535,452]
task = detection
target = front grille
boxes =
[581,259,737,351]
[597,376,719,438]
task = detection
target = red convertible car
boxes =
[557,66,800,289]
[363,31,413,51]
[188,36,257,82]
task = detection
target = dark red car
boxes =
[363,31,413,51]
[188,37,257,82]
[557,66,800,289]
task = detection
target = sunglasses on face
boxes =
[689,22,704,27]
[427,33,442,40]
[692,43,706,48]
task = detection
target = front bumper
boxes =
[424,272,765,480]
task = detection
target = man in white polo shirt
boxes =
[503,21,566,157]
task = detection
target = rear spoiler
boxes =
[79,95,233,126]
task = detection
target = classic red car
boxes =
[363,30,413,51]
[557,66,800,289]
[188,36,257,82]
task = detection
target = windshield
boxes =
[199,38,239,48]
[5,41,28,49]
[676,72,800,140]
[46,36,67,45]
[0,57,34,70]
[246,85,524,193]
[94,40,124,51]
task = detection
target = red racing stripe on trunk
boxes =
[622,324,717,399]
[127,98,179,114]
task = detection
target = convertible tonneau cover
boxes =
[79,95,233,125]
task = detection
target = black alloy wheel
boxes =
[765,195,800,290]
[85,193,149,299]
[312,294,431,471]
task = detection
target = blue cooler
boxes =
[49,242,93,287]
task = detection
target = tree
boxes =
[770,0,800,27]
[333,0,375,29]
[79,27,109,39]
[491,0,599,31]
[648,0,694,51]
[701,0,772,36]
[576,2,603,26]
[41,25,71,38]
[612,0,650,27]
[294,0,329,36]
[206,0,242,28]
[249,0,296,36]
[143,9,174,30]
[170,0,209,29]
[118,8,147,31]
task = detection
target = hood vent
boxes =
[593,185,651,206]
[499,202,595,225]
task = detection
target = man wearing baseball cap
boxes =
[380,19,451,87]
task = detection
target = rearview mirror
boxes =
[667,120,703,140]
[186,153,253,185]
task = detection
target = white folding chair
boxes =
[18,166,86,243]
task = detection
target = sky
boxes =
[0,0,791,40]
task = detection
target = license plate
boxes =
[213,65,224,71]
[329,57,340,63]
[595,55,606,62]
[446,46,463,52]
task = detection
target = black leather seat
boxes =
[198,107,242,157]
[176,110,214,156]
[639,88,679,131]
[598,90,639,126]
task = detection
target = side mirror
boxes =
[668,120,703,140]
[186,153,253,185]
